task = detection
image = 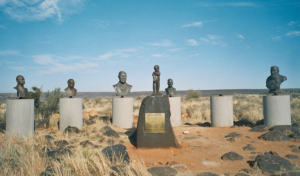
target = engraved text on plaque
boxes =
[145,113,165,133]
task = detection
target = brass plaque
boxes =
[145,113,165,133]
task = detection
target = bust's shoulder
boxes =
[126,83,132,88]
[15,84,23,91]
[113,83,119,88]
[65,87,70,91]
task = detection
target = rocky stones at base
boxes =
[102,144,130,163]
[254,154,293,174]
[258,131,290,141]
[225,132,242,138]
[147,166,177,176]
[242,144,256,151]
[64,126,80,134]
[221,152,244,161]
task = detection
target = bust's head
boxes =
[67,79,75,88]
[154,65,159,72]
[167,78,173,88]
[16,75,25,85]
[271,66,279,77]
[118,71,127,84]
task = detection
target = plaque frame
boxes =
[145,113,165,133]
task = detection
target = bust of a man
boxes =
[266,66,287,94]
[14,75,28,98]
[113,71,132,97]
[65,79,77,98]
[165,79,176,97]
[152,65,162,96]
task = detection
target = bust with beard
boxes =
[65,79,77,98]
[113,71,132,97]
[14,75,29,98]
[266,66,287,94]
[165,78,176,97]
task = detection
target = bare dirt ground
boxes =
[121,125,300,175]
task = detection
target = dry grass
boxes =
[0,120,150,176]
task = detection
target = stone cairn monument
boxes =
[112,71,133,128]
[60,79,83,131]
[6,75,34,139]
[264,66,291,126]
[165,79,181,127]
[137,65,179,148]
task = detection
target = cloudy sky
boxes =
[0,0,299,93]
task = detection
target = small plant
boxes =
[28,86,42,108]
[185,89,201,101]
[38,87,64,119]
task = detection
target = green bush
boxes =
[39,87,64,119]
[28,86,42,108]
[185,89,201,100]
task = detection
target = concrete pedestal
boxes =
[210,96,233,127]
[112,97,133,128]
[6,99,34,139]
[169,97,181,127]
[263,95,291,127]
[59,98,83,131]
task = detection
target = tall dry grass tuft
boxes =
[0,120,150,176]
[232,94,263,124]
[291,93,300,123]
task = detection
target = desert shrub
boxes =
[291,93,300,123]
[233,94,263,124]
[95,97,102,104]
[28,86,42,108]
[38,87,64,119]
[185,89,201,101]
[0,111,5,124]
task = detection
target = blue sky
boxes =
[0,0,299,93]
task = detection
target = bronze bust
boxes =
[266,66,287,94]
[113,71,132,97]
[165,79,176,97]
[14,75,28,99]
[152,65,162,96]
[65,79,77,98]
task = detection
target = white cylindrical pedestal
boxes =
[210,96,233,127]
[59,98,83,131]
[112,97,133,128]
[169,97,181,127]
[6,99,34,139]
[263,95,291,127]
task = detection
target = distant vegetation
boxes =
[185,89,201,100]
[29,87,63,120]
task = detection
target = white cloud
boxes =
[272,36,281,40]
[95,48,138,60]
[286,31,300,37]
[237,34,244,39]
[288,21,297,26]
[182,22,203,28]
[186,39,198,46]
[94,20,109,28]
[0,49,19,55]
[200,2,257,7]
[147,40,173,47]
[189,54,199,57]
[0,0,85,22]
[199,35,227,47]
[152,54,169,58]
[168,48,184,52]
[33,54,55,65]
[33,54,99,74]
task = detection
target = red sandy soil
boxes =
[125,126,300,175]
